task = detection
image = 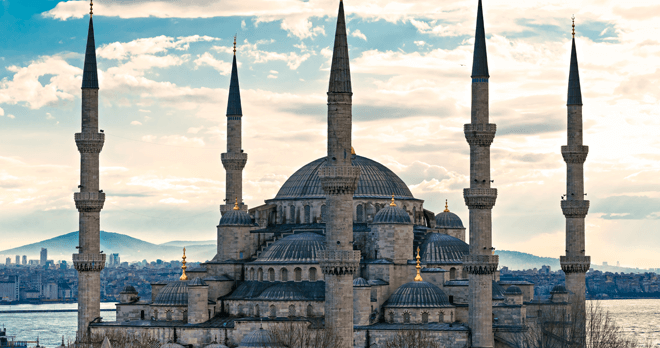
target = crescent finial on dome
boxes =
[444,199,450,212]
[414,247,423,281]
[180,247,188,280]
[390,194,396,207]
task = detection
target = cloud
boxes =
[141,135,205,148]
[0,107,3,116]
[131,121,142,126]
[216,39,311,70]
[159,197,189,204]
[351,29,367,41]
[194,52,232,75]
[591,195,660,220]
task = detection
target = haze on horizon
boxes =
[0,0,658,269]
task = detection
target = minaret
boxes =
[462,1,498,347]
[73,0,106,338]
[560,16,590,337]
[220,36,248,214]
[318,1,361,344]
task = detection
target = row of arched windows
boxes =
[248,266,318,282]
[233,303,316,318]
[387,310,453,324]
[152,309,187,322]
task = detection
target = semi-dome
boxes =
[505,285,523,295]
[385,281,452,308]
[160,343,185,348]
[238,328,281,348]
[257,283,307,301]
[420,233,469,264]
[435,211,464,229]
[205,344,229,348]
[273,155,414,200]
[255,232,325,263]
[353,277,370,287]
[492,281,506,300]
[120,285,137,294]
[152,280,188,306]
[219,209,253,226]
[372,204,411,224]
[551,285,568,294]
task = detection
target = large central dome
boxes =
[273,155,414,200]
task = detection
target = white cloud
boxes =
[0,107,4,116]
[131,121,142,125]
[6,114,15,119]
[187,126,204,134]
[351,29,367,41]
[159,197,189,204]
[194,52,232,75]
[46,112,55,120]
[141,135,205,148]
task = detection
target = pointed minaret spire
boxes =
[567,17,583,106]
[82,6,99,89]
[328,0,352,94]
[471,0,489,79]
[226,36,242,116]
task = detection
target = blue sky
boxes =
[1,0,659,267]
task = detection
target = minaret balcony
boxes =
[560,255,591,274]
[560,200,589,218]
[462,254,498,275]
[561,145,589,164]
[221,153,248,170]
[74,192,106,213]
[464,124,496,147]
[319,165,360,195]
[463,188,497,209]
[75,132,105,154]
[73,253,106,272]
[318,250,361,275]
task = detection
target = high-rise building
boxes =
[21,255,27,265]
[15,256,20,265]
[40,248,47,266]
[4,258,10,266]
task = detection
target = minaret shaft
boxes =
[319,2,360,345]
[463,2,498,347]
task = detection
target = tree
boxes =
[384,330,445,348]
[267,321,344,348]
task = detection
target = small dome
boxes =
[256,232,325,263]
[385,281,452,308]
[492,281,506,300]
[372,205,411,224]
[420,233,469,264]
[239,328,281,348]
[505,285,523,295]
[120,285,137,294]
[205,344,229,348]
[160,343,185,348]
[219,209,253,226]
[551,285,568,294]
[153,281,188,306]
[435,211,464,229]
[256,283,307,301]
[188,277,207,287]
[353,278,370,287]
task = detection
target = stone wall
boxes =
[353,328,469,348]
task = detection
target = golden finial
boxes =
[351,147,356,155]
[414,247,423,282]
[90,0,93,17]
[233,35,237,55]
[390,194,396,207]
[444,199,450,213]
[234,197,240,210]
[571,15,575,38]
[180,247,188,281]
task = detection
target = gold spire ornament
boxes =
[444,199,450,212]
[180,247,188,280]
[572,15,576,38]
[390,194,396,207]
[234,197,240,210]
[233,35,237,55]
[351,147,356,155]
[414,247,423,282]
[90,0,93,17]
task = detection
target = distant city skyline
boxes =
[0,0,659,268]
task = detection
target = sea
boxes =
[0,300,658,347]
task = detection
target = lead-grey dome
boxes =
[120,285,137,294]
[420,233,469,264]
[353,277,370,287]
[255,233,325,263]
[385,281,452,308]
[273,155,414,200]
[435,211,464,229]
[551,285,568,294]
[239,328,281,348]
[372,204,412,224]
[257,283,307,301]
[205,344,229,348]
[219,209,253,226]
[153,280,188,306]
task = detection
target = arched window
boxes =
[281,268,288,282]
[307,304,314,317]
[289,304,296,317]
[238,304,244,316]
[268,268,275,282]
[183,310,188,323]
[448,295,454,304]
[451,311,454,322]
[403,312,410,323]
[309,267,317,282]
[258,268,263,281]
[462,268,467,279]
[388,312,394,323]
[356,204,364,222]
[255,304,260,317]
[412,206,417,224]
[294,267,302,282]
[270,305,277,318]
[140,310,145,320]
[290,206,296,223]
[304,205,311,223]
[321,205,327,222]
[153,310,158,320]
[450,267,457,280]
[422,312,429,324]
[166,310,172,321]
[439,311,444,323]
[249,268,255,280]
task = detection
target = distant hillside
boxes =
[159,240,215,247]
[0,231,216,263]
[496,250,561,270]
